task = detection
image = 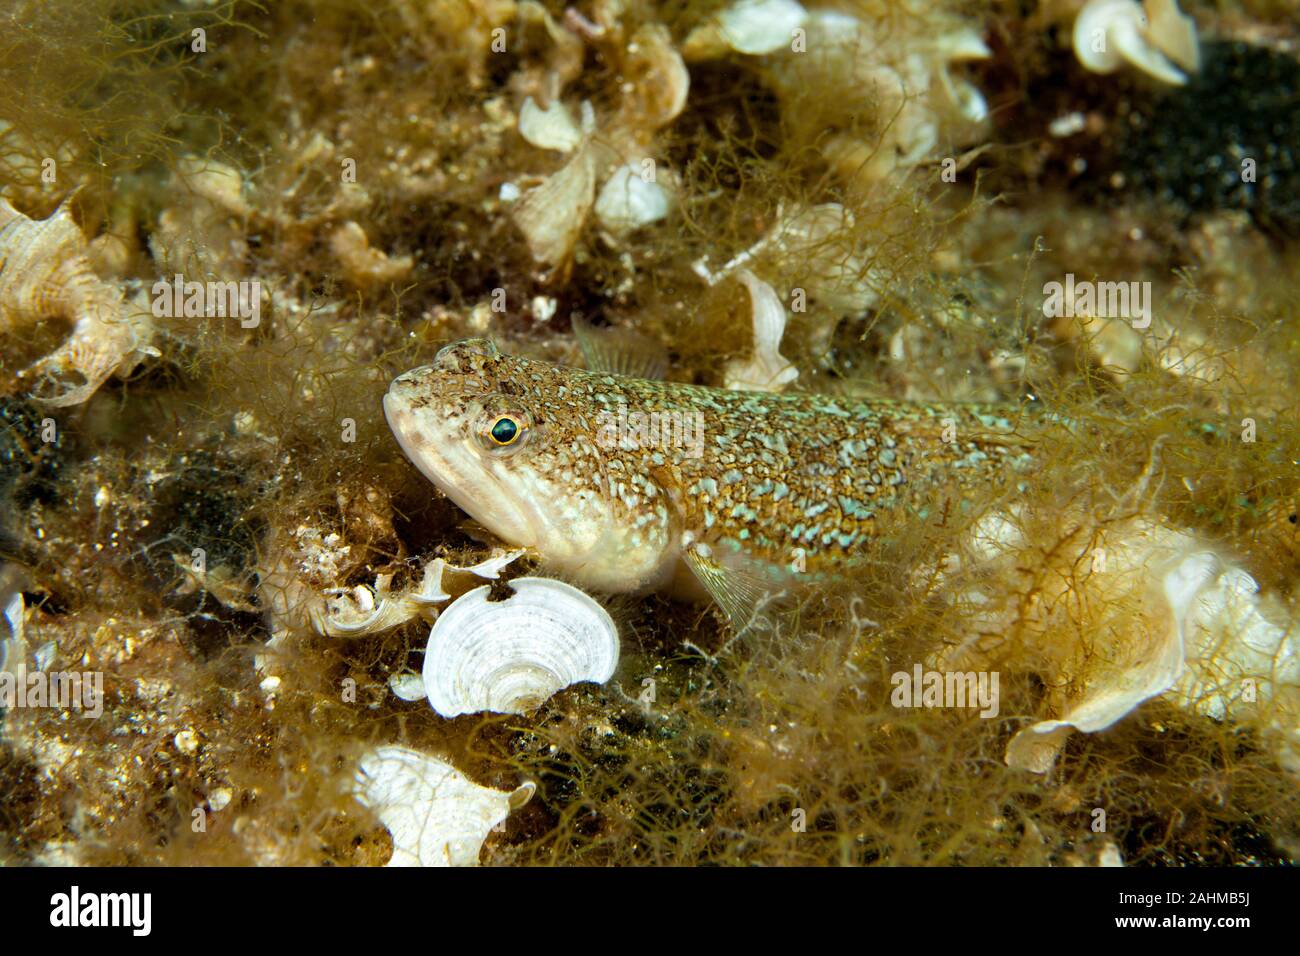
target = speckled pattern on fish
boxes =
[384,339,1038,604]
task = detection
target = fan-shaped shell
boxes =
[423,577,619,718]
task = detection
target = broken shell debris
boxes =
[422,577,620,718]
[511,12,688,267]
[723,270,799,393]
[518,97,594,153]
[354,745,535,867]
[320,549,526,637]
[930,511,1300,774]
[594,163,673,234]
[318,555,620,720]
[683,0,809,58]
[688,3,993,184]
[1072,0,1200,85]
[0,569,25,676]
[0,197,157,406]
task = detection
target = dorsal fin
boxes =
[572,314,669,380]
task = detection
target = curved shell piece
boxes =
[594,163,672,233]
[0,589,23,674]
[329,221,413,288]
[354,745,534,867]
[934,511,1299,774]
[388,672,427,701]
[724,270,798,393]
[716,0,807,56]
[1073,0,1188,85]
[513,142,599,266]
[423,577,619,718]
[318,548,526,636]
[519,96,584,153]
[0,198,156,405]
[618,24,690,131]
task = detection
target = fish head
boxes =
[384,339,677,591]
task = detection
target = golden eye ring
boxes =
[487,415,523,446]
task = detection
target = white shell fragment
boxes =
[719,0,806,55]
[694,204,879,316]
[387,672,427,702]
[513,144,599,266]
[922,29,994,127]
[330,221,413,287]
[594,163,672,233]
[318,548,525,636]
[0,564,27,677]
[518,97,584,153]
[1003,548,1198,772]
[1171,563,1299,722]
[686,7,990,184]
[0,198,158,406]
[688,0,808,56]
[354,745,535,867]
[1005,537,1299,772]
[621,24,690,130]
[423,577,619,718]
[1144,0,1200,72]
[0,591,21,675]
[931,28,992,63]
[723,270,799,393]
[930,513,1299,774]
[1073,0,1197,86]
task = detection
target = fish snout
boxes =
[385,367,442,418]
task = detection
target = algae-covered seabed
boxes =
[0,0,1298,866]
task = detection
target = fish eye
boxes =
[475,400,533,454]
[489,415,521,445]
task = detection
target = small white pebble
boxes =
[1049,112,1086,137]
[531,295,558,323]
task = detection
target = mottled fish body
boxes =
[384,339,1037,622]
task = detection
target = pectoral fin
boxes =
[683,545,790,635]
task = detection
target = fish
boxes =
[383,337,1039,626]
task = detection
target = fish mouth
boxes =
[383,389,539,550]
